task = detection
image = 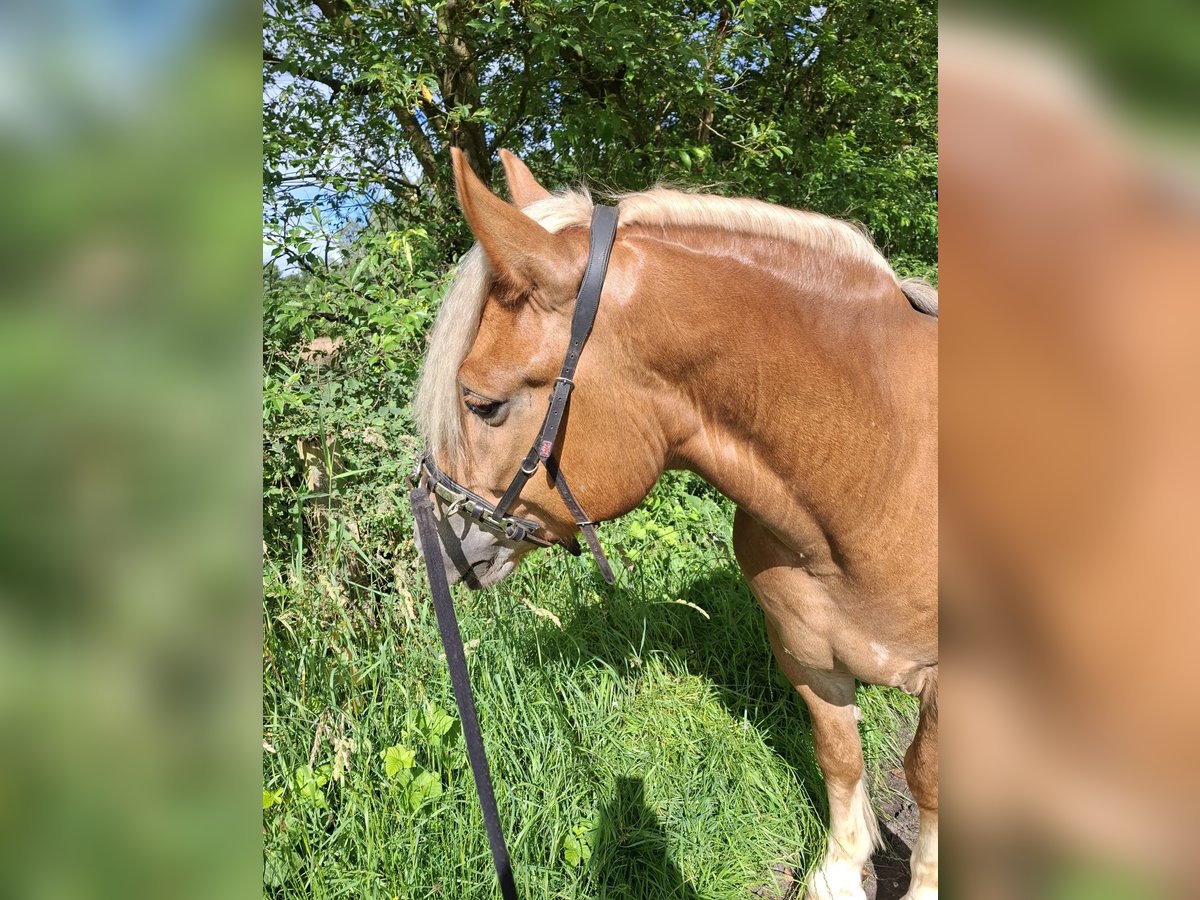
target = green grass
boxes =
[262,476,916,899]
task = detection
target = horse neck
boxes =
[624,229,937,575]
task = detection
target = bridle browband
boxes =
[411,203,619,584]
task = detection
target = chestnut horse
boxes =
[414,148,938,900]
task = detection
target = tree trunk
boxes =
[697,3,732,146]
[438,0,492,182]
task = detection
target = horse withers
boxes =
[414,149,938,900]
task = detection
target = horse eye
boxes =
[465,397,504,421]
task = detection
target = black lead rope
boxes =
[410,487,518,900]
[408,206,621,898]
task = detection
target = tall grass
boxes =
[263,467,915,898]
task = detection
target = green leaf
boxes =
[381,744,417,779]
[562,817,595,867]
[292,765,329,807]
[424,705,456,742]
[401,768,444,813]
[563,815,597,867]
[563,834,582,867]
[263,848,288,888]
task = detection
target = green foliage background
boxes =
[263,1,934,896]
[265,0,937,275]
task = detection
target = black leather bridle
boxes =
[413,455,553,547]
[408,205,620,900]
[410,203,619,584]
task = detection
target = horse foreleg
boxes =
[767,624,879,900]
[902,669,938,899]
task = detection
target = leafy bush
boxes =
[263,220,453,595]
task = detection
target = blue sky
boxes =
[0,0,212,141]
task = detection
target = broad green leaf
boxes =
[424,705,455,742]
[563,834,582,867]
[381,745,416,779]
[401,769,444,812]
[292,765,329,807]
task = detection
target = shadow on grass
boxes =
[523,564,826,795]
[591,776,702,900]
[518,562,914,896]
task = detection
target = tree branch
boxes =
[697,3,733,147]
[437,0,491,181]
[267,3,449,197]
[490,48,533,152]
[311,0,350,24]
[264,51,374,98]
[390,104,441,185]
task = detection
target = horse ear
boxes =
[451,148,573,301]
[499,149,552,207]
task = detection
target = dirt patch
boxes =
[750,863,802,900]
[864,764,918,900]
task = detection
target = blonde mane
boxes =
[414,186,901,461]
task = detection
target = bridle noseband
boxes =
[414,455,552,547]
[410,204,619,584]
